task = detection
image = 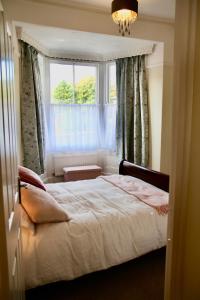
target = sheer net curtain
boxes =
[49,104,100,152]
[49,103,116,152]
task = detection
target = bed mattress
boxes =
[22,175,168,289]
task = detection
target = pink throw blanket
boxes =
[100,175,169,215]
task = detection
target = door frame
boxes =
[165,0,199,298]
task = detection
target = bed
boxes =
[20,160,169,289]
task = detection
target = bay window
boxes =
[46,60,116,153]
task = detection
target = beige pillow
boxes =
[21,184,70,223]
[20,205,35,235]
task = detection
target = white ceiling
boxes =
[32,0,176,20]
[16,22,155,61]
[17,0,173,60]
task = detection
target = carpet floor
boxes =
[26,247,166,300]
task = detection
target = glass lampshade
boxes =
[111,0,138,36]
[112,9,137,25]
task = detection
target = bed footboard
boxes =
[119,160,169,192]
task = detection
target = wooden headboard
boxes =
[119,160,169,192]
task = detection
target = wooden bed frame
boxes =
[119,160,169,192]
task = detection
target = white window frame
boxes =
[49,59,99,105]
[40,57,116,153]
[106,62,117,104]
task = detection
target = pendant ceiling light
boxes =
[111,0,138,36]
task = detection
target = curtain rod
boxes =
[46,55,114,63]
[19,39,115,63]
[19,38,151,64]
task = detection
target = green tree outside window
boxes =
[75,76,95,104]
[52,80,73,104]
[52,77,96,104]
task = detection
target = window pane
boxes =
[104,104,116,150]
[47,62,116,153]
[109,64,117,104]
[50,63,74,104]
[74,65,96,104]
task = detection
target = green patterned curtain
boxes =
[116,55,149,167]
[20,41,45,174]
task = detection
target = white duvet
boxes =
[22,176,168,289]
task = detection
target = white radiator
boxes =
[53,153,99,176]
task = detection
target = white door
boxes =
[0,5,25,300]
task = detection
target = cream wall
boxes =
[146,41,174,175]
[3,0,174,173]
[160,65,173,173]
[147,66,163,171]
[146,43,164,171]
